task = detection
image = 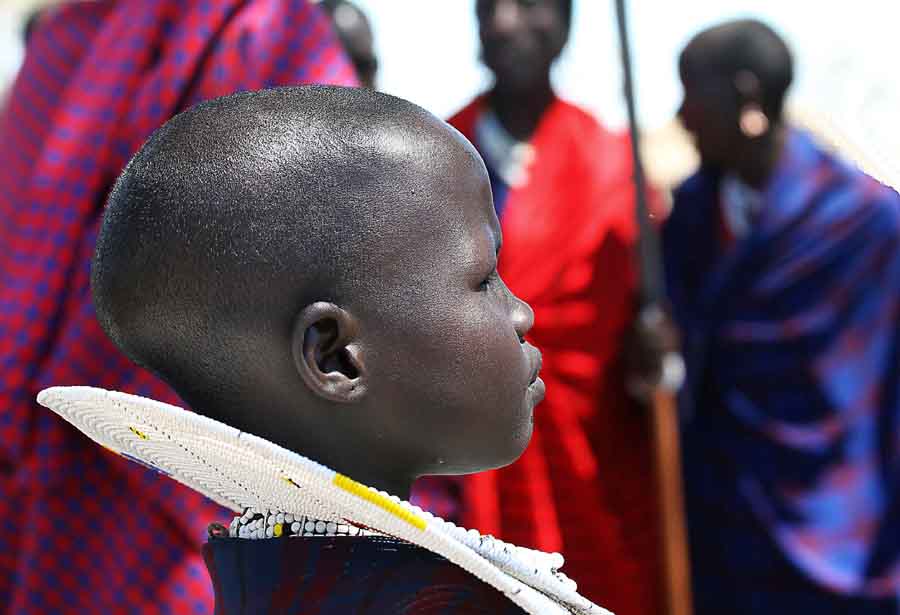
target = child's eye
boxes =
[478,270,496,291]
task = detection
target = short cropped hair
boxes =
[93,85,441,404]
[680,19,794,119]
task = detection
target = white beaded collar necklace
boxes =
[220,509,375,539]
[37,386,610,615]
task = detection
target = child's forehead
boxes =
[371,115,483,170]
[367,121,490,214]
[354,133,496,277]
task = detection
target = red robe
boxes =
[448,96,662,613]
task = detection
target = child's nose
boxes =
[510,294,534,341]
[498,274,534,340]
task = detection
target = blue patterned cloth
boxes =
[664,129,900,613]
[203,535,527,614]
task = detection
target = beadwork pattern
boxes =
[37,386,611,615]
[227,510,375,539]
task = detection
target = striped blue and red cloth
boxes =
[0,2,355,613]
[664,129,900,614]
[203,536,526,614]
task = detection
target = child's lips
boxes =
[527,348,542,385]
[528,377,546,404]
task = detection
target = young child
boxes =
[38,86,609,614]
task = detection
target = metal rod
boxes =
[614,0,663,307]
[613,2,694,615]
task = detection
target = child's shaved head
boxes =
[96,86,450,380]
[94,86,543,497]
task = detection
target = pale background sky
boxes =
[2,1,898,181]
[352,0,900,186]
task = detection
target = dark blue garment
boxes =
[664,129,900,614]
[479,154,511,219]
[203,536,527,614]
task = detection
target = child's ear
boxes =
[291,302,367,403]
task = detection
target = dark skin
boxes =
[476,0,568,140]
[678,52,787,188]
[649,27,790,391]
[476,0,669,398]
[98,90,543,501]
[285,123,543,497]
[324,1,378,88]
[23,7,45,44]
[631,32,793,399]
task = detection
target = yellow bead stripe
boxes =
[332,474,426,531]
[128,426,149,440]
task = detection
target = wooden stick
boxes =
[651,388,693,615]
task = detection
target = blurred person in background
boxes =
[0,1,355,613]
[0,6,46,109]
[321,0,377,89]
[418,0,665,612]
[665,18,900,614]
[22,6,46,47]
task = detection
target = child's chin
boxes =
[492,418,535,469]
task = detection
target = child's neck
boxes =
[345,465,413,500]
[287,438,416,500]
[295,436,416,500]
[203,393,418,500]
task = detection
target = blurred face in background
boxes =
[325,1,378,89]
[678,67,743,170]
[476,0,569,92]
